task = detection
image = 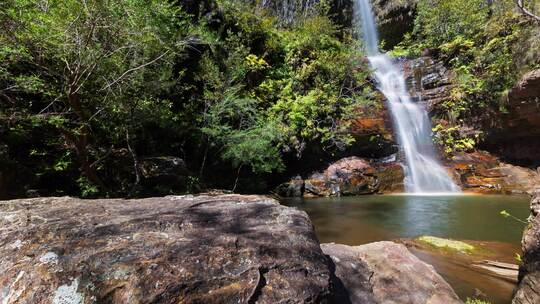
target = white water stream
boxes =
[354,0,460,193]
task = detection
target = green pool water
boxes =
[281,194,530,304]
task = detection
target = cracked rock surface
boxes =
[0,195,331,303]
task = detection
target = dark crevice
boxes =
[247,267,268,304]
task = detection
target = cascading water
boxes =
[354,0,460,193]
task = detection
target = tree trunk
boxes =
[63,89,108,194]
[232,165,243,193]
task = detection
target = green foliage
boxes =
[222,122,285,173]
[0,0,374,196]
[413,0,489,49]
[465,299,491,304]
[196,2,372,173]
[260,16,372,153]
[77,176,99,198]
[500,209,528,224]
[1,0,189,196]
[515,252,523,264]
[395,0,540,155]
[432,124,478,155]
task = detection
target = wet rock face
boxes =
[486,69,540,166]
[322,242,463,304]
[373,0,417,50]
[513,190,540,304]
[402,56,454,114]
[276,156,404,197]
[247,0,352,26]
[0,195,331,303]
[348,103,398,158]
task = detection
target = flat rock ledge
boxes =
[0,195,461,304]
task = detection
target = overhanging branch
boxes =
[516,0,540,23]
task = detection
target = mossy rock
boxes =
[417,236,475,253]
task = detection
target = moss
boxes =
[417,236,475,253]
[465,298,491,304]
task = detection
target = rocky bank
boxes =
[513,189,540,304]
[275,156,404,197]
[0,195,461,303]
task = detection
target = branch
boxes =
[516,0,540,23]
[101,50,170,91]
[126,128,141,197]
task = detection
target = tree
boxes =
[0,0,189,195]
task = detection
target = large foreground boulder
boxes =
[0,195,331,303]
[513,189,540,304]
[322,242,462,304]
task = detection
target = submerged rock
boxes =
[417,236,475,253]
[322,242,462,304]
[399,237,521,302]
[0,195,331,303]
[513,189,540,304]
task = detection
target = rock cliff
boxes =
[486,69,540,167]
[513,190,540,304]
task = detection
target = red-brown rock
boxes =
[276,156,405,197]
[450,151,540,194]
[486,69,540,165]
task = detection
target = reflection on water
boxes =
[281,194,530,304]
[282,195,529,244]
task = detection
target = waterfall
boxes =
[354,0,460,193]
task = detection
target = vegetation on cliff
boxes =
[394,0,540,155]
[0,0,373,197]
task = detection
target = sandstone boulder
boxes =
[322,242,463,304]
[274,175,304,197]
[0,195,331,303]
[276,156,405,197]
